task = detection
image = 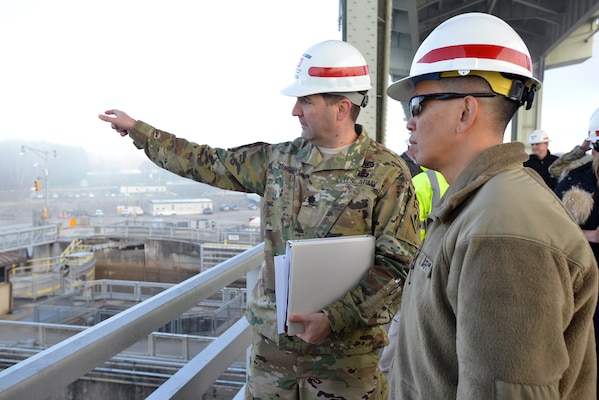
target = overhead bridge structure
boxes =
[342,0,599,146]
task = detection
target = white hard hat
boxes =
[281,40,371,107]
[586,107,599,142]
[387,12,540,109]
[528,129,550,144]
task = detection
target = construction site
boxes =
[0,202,259,399]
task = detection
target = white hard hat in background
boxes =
[281,40,371,107]
[528,129,550,144]
[587,107,599,142]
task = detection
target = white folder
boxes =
[276,234,376,335]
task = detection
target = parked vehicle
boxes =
[219,204,230,212]
[157,211,176,216]
[117,205,144,216]
[94,209,104,217]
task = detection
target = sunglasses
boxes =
[408,92,497,118]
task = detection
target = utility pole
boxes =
[20,145,57,221]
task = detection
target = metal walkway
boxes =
[0,224,58,253]
[9,238,96,300]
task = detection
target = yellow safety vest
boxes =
[413,168,449,242]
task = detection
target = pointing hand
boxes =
[98,109,136,137]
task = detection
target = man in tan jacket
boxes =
[387,12,598,400]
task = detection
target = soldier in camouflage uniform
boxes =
[548,136,595,183]
[99,40,420,400]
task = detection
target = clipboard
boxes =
[277,234,375,335]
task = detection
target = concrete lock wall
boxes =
[94,239,202,283]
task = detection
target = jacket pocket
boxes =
[495,379,559,400]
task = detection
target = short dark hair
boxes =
[439,75,520,131]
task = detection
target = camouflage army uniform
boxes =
[127,121,420,399]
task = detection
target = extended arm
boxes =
[548,139,590,179]
[99,111,269,195]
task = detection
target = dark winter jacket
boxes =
[524,150,559,190]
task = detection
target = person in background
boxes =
[98,39,420,400]
[550,107,599,183]
[524,129,559,190]
[554,107,599,397]
[400,140,422,177]
[411,168,449,242]
[386,12,597,399]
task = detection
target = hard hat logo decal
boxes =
[308,65,369,78]
[418,44,532,72]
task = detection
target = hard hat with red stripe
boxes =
[587,108,599,142]
[281,40,371,107]
[387,13,541,109]
[528,129,550,144]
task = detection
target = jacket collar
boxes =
[295,124,370,171]
[433,142,528,223]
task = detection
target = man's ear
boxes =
[336,98,353,121]
[457,96,479,133]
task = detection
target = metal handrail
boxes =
[0,243,264,400]
[146,317,251,399]
[0,224,58,253]
[0,320,223,361]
